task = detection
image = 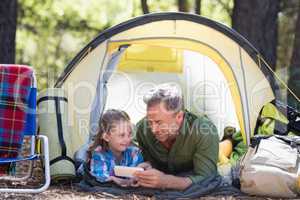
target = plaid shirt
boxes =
[90,145,143,182]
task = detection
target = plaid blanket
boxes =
[0,65,33,174]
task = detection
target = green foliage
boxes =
[16,0,235,90]
[201,0,233,26]
[16,0,293,95]
[16,0,135,89]
[147,0,177,11]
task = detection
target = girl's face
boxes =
[103,121,132,156]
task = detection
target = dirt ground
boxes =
[0,185,150,200]
[0,186,286,200]
[0,174,284,200]
[0,185,274,200]
[0,159,291,200]
[0,169,271,200]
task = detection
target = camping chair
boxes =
[0,64,50,193]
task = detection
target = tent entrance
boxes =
[103,42,241,139]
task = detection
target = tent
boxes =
[49,12,281,162]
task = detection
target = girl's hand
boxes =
[137,162,152,170]
[108,176,135,187]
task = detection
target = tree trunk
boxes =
[288,6,300,109]
[232,0,280,71]
[0,0,17,64]
[141,0,149,14]
[195,0,201,15]
[178,0,188,12]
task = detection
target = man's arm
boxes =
[162,174,193,190]
[134,168,192,190]
[188,117,219,183]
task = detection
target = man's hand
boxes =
[133,168,166,188]
[134,169,193,190]
[136,162,152,170]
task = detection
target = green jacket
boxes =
[135,110,219,183]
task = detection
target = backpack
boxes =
[239,101,300,197]
[255,100,300,136]
[240,135,300,197]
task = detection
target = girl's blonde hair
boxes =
[87,109,130,160]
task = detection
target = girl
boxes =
[87,109,143,186]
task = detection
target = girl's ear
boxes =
[102,132,110,142]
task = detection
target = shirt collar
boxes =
[178,110,189,136]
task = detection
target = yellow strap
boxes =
[35,138,41,154]
[257,54,300,103]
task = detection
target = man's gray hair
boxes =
[143,83,184,112]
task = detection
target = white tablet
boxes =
[114,166,144,178]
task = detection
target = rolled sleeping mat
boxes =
[37,88,75,181]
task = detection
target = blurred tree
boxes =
[140,0,202,15]
[288,3,300,109]
[178,0,189,12]
[195,0,201,14]
[232,0,280,71]
[0,0,17,63]
[141,0,149,14]
[14,0,236,90]
[277,0,299,70]
[17,0,135,89]
[14,0,297,96]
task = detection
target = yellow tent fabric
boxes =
[109,41,247,144]
[55,13,276,149]
[118,45,183,73]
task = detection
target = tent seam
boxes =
[239,46,251,145]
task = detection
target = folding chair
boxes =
[0,64,50,193]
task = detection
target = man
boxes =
[134,84,219,190]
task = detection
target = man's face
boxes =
[146,102,183,143]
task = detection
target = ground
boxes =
[0,159,293,199]
[0,170,276,200]
[0,175,286,200]
[0,186,277,200]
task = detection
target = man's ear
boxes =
[102,132,110,142]
[175,111,184,124]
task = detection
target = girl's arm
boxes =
[90,151,111,182]
[129,147,144,167]
[91,151,136,187]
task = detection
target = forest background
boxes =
[0,0,299,109]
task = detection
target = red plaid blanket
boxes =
[0,65,33,174]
